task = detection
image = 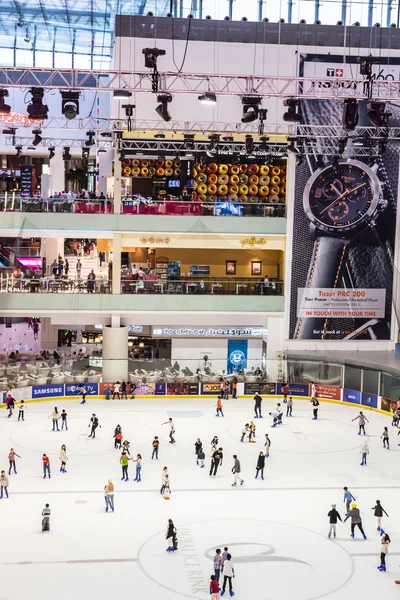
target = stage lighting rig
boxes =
[62,147,72,161]
[343,99,359,131]
[142,47,166,93]
[283,99,301,123]
[15,146,22,158]
[61,91,80,120]
[32,128,42,146]
[259,136,270,152]
[48,147,55,160]
[184,134,195,150]
[367,102,391,127]
[287,137,299,153]
[241,96,261,123]
[155,94,172,122]
[245,135,254,154]
[122,104,135,132]
[0,89,11,114]
[258,109,268,135]
[27,88,48,120]
[86,131,96,147]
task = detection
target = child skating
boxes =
[378,533,390,572]
[8,448,21,475]
[210,575,221,600]
[59,445,68,473]
[41,504,51,532]
[255,452,265,480]
[166,519,177,552]
[195,438,202,464]
[60,409,68,430]
[49,407,60,431]
[160,467,169,494]
[120,451,131,481]
[221,552,235,596]
[240,424,249,442]
[343,487,356,514]
[88,414,100,438]
[162,418,176,444]
[372,500,389,535]
[231,455,244,486]
[0,471,9,498]
[254,392,262,418]
[132,454,142,482]
[104,479,114,512]
[327,504,342,538]
[264,434,271,457]
[381,427,390,449]
[286,397,293,417]
[152,436,159,459]
[18,400,26,421]
[216,395,224,417]
[352,411,369,435]
[310,397,319,420]
[360,440,369,466]
[42,454,51,478]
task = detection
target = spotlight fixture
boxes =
[198,92,217,106]
[208,134,220,151]
[184,134,195,150]
[0,89,11,114]
[367,102,391,127]
[122,104,135,132]
[283,99,301,123]
[222,135,234,142]
[343,99,359,131]
[155,94,172,122]
[259,136,270,152]
[32,128,42,146]
[287,137,299,153]
[27,88,48,120]
[61,91,80,120]
[258,108,268,135]
[86,131,96,147]
[15,146,22,158]
[62,146,72,161]
[241,96,261,123]
[48,147,55,160]
[337,137,348,155]
[113,90,132,100]
[82,147,90,159]
[245,135,254,154]
[142,47,166,69]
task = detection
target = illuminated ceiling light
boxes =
[198,92,217,106]
[155,94,172,122]
[0,89,11,114]
[27,88,48,120]
[61,91,80,120]
[113,90,132,100]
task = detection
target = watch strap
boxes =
[295,236,349,340]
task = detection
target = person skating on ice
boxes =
[113,381,121,399]
[282,382,290,403]
[248,421,256,442]
[8,448,21,475]
[49,407,60,431]
[240,424,249,442]
[269,410,280,428]
[41,504,51,532]
[327,504,342,538]
[211,435,219,449]
[152,436,159,460]
[78,385,87,405]
[160,467,169,494]
[0,471,9,499]
[18,400,26,421]
[381,427,390,449]
[113,425,123,449]
[195,438,202,464]
[310,397,320,420]
[166,519,177,552]
[343,487,356,514]
[372,500,389,534]
[120,380,127,399]
[120,451,131,482]
[104,479,114,512]
[231,455,244,486]
[132,454,142,482]
[275,404,283,425]
[122,440,130,455]
[42,454,51,479]
[198,447,205,468]
[286,397,293,417]
[59,445,68,473]
[88,414,100,438]
[255,452,265,480]
[216,395,224,417]
[254,392,262,418]
[210,447,223,477]
[378,533,391,572]
[60,409,68,430]
[352,411,369,435]
[210,575,221,600]
[221,552,235,596]
[344,503,367,539]
[360,440,369,466]
[162,418,176,444]
[264,434,271,458]
[213,549,223,582]
[6,393,14,418]
[392,408,400,427]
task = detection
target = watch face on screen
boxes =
[304,160,381,234]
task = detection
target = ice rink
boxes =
[1,396,400,600]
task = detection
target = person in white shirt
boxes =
[221,553,235,596]
[137,268,145,280]
[59,445,68,473]
[113,382,121,399]
[162,418,176,443]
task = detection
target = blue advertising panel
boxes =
[276,382,310,397]
[343,389,361,404]
[227,339,248,374]
[361,392,378,409]
[65,383,98,396]
[155,383,166,395]
[32,384,65,398]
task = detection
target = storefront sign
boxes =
[32,384,65,398]
[140,236,170,245]
[314,384,341,400]
[152,327,267,338]
[361,392,378,409]
[20,165,33,197]
[65,383,98,396]
[241,237,266,248]
[277,382,310,397]
[343,389,361,404]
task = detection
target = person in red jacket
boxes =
[42,454,51,479]
[282,383,290,403]
[210,575,221,599]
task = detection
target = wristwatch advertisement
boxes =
[289,97,398,341]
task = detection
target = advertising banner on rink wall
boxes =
[289,59,399,340]
[343,389,361,404]
[314,384,341,400]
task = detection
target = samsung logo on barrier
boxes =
[33,387,63,396]
[153,327,267,337]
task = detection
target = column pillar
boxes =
[40,317,59,350]
[49,151,65,195]
[98,148,113,197]
[112,233,122,295]
[41,237,64,276]
[102,324,128,381]
[266,317,285,381]
[113,141,121,214]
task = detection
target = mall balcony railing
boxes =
[0,196,286,218]
[0,275,283,296]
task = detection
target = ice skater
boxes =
[160,467,169,494]
[132,454,142,482]
[255,451,265,480]
[120,451,130,482]
[381,427,390,449]
[114,425,123,449]
[198,447,205,468]
[18,400,26,421]
[216,395,224,417]
[0,471,9,499]
[392,408,400,427]
[162,418,176,444]
[372,500,389,534]
[231,455,244,486]
[8,448,21,475]
[269,410,280,428]
[211,435,219,448]
[42,454,51,478]
[282,382,290,403]
[248,421,256,442]
[344,503,367,539]
[240,424,249,441]
[6,393,14,418]
[210,575,221,600]
[166,519,177,552]
[88,414,100,438]
[195,438,202,463]
[343,487,356,514]
[49,407,60,431]
[59,445,68,473]
[310,397,320,420]
[264,434,271,457]
[41,504,51,532]
[327,504,342,538]
[352,411,369,435]
[79,385,87,405]
[254,392,262,418]
[286,397,293,417]
[209,447,223,477]
[378,533,391,572]
[360,440,369,466]
[221,552,235,596]
[275,404,283,425]
[60,409,68,430]
[152,436,159,459]
[104,479,114,512]
[213,549,223,582]
[122,440,130,455]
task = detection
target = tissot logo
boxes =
[137,519,353,600]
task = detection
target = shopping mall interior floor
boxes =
[1,397,399,600]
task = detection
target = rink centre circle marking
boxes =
[137,518,354,600]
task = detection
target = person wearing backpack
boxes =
[310,397,320,420]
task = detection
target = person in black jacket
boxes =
[372,500,389,534]
[209,447,223,477]
[255,451,265,480]
[194,438,202,464]
[254,393,263,418]
[328,504,342,538]
[166,519,177,552]
[88,414,100,438]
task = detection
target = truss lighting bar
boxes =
[2,67,400,100]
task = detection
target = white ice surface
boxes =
[1,397,399,600]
